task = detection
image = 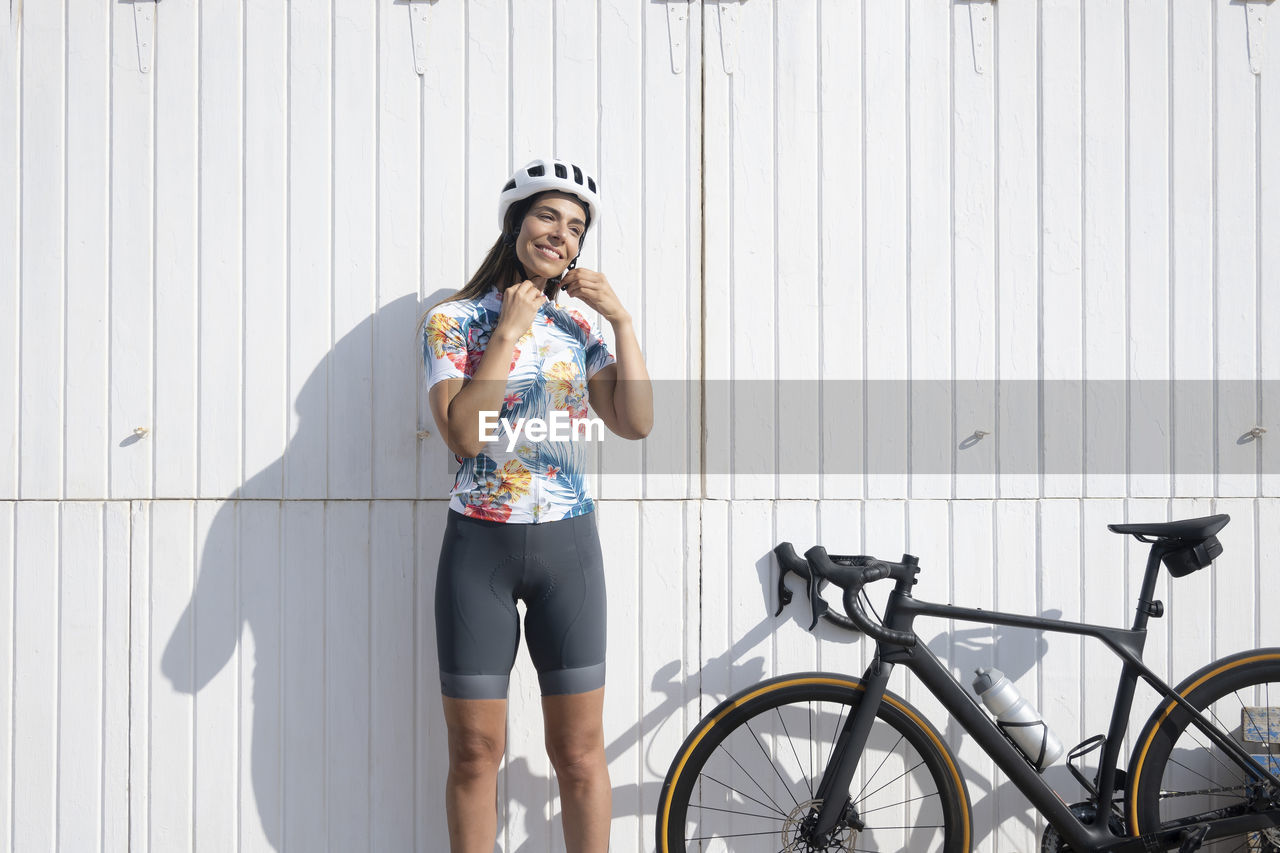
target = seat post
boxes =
[1131,540,1169,632]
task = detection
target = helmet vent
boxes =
[502,179,517,192]
[572,165,583,184]
[526,164,545,177]
[587,177,596,192]
[554,163,568,179]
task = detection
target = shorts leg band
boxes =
[440,671,511,701]
[537,661,606,696]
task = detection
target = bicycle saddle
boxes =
[1107,514,1229,540]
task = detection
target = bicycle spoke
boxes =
[774,706,811,800]
[715,739,790,817]
[746,719,803,810]
[852,731,907,806]
[700,773,788,817]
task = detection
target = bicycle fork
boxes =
[805,658,896,843]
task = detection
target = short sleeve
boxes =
[422,309,471,390]
[572,309,616,378]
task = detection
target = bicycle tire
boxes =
[655,672,971,852]
[1128,649,1280,851]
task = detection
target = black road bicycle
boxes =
[656,514,1280,851]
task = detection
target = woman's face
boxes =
[513,192,587,283]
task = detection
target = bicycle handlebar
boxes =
[772,542,918,647]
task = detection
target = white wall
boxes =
[1,1,1277,851]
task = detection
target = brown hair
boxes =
[420,191,589,327]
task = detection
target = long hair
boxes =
[419,191,590,324]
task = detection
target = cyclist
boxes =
[421,158,652,852]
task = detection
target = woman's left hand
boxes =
[560,268,629,325]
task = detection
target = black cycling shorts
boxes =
[434,509,607,700]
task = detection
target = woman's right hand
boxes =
[494,279,545,340]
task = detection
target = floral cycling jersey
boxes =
[423,286,616,523]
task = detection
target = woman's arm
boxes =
[562,269,653,440]
[429,281,546,457]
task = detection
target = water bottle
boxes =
[972,667,1064,771]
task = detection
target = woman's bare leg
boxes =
[542,687,610,852]
[443,696,508,853]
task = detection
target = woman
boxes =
[422,158,652,852]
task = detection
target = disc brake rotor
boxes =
[780,799,856,852]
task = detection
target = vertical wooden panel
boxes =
[1170,2,1216,499]
[1214,1,1259,497]
[776,2,821,500]
[281,500,324,850]
[13,503,57,850]
[0,17,18,497]
[370,501,414,852]
[637,501,699,840]
[330,1,376,501]
[197,3,245,499]
[108,0,154,498]
[864,1,909,499]
[192,501,239,853]
[57,504,105,850]
[952,3,998,500]
[0,504,11,845]
[325,501,371,850]
[415,502,449,851]
[237,501,281,850]
[907,0,952,500]
[818,0,864,501]
[599,503,640,849]
[1037,501,1082,768]
[1212,498,1256,655]
[1127,1,1172,499]
[372,3,422,501]
[994,0,1040,499]
[993,500,1042,850]
[64,6,110,499]
[702,6,732,501]
[1040,0,1084,499]
[18,0,64,500]
[1258,501,1280,646]
[416,0,467,499]
[1081,0,1126,499]
[726,1,777,500]
[148,501,195,852]
[284,1,333,500]
[241,0,289,500]
[152,0,199,499]
[128,502,151,852]
[1263,30,1280,498]
[463,1,508,275]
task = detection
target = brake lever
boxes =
[774,570,793,617]
[805,564,829,630]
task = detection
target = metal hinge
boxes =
[133,0,157,74]
[960,0,994,75]
[407,0,432,76]
[716,0,743,75]
[664,0,689,74]
[1243,0,1273,75]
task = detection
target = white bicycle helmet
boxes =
[498,158,601,232]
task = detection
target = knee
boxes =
[546,732,605,785]
[449,728,505,781]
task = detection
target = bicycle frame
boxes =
[806,545,1280,852]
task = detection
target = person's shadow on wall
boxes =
[158,292,457,851]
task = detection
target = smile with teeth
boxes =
[535,244,562,261]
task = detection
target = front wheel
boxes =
[655,673,972,852]
[1128,649,1280,851]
